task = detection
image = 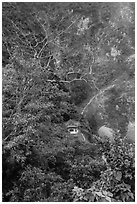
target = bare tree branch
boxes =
[10,20,29,37]
[3,40,12,59]
[36,39,48,58]
[35,13,48,37]
[81,84,115,114]
[45,56,52,69]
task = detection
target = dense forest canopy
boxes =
[2,2,135,202]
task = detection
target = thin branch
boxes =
[3,40,12,59]
[45,56,52,69]
[81,84,115,115]
[10,20,28,37]
[92,78,99,91]
[35,13,48,37]
[89,65,92,75]
[57,15,80,36]
[36,39,48,58]
[39,53,53,59]
[34,36,47,48]
[34,50,38,59]
[50,41,64,50]
[45,79,70,84]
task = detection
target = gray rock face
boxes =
[125,121,135,143]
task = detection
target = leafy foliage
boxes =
[2,2,135,202]
[72,137,135,202]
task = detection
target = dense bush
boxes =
[72,138,135,202]
[3,131,135,202]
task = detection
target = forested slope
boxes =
[2,2,135,202]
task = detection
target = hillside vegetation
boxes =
[2,2,135,202]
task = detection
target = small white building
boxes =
[65,120,91,143]
[65,120,80,135]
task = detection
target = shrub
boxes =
[72,136,135,202]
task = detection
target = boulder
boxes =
[125,121,135,143]
[98,126,114,143]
